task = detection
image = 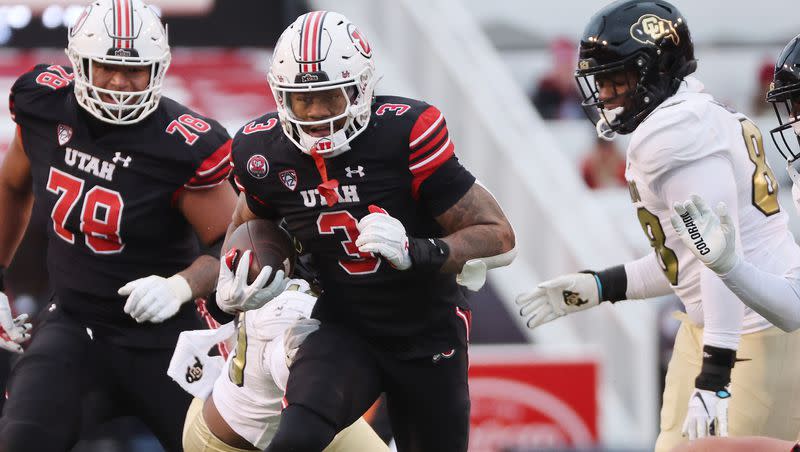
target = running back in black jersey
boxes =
[10,64,232,347]
[231,95,475,357]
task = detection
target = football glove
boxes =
[216,249,287,314]
[670,194,739,275]
[682,388,730,440]
[355,205,411,270]
[119,274,193,323]
[516,273,601,329]
[0,291,31,354]
[283,318,321,368]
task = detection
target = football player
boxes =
[662,34,800,452]
[0,1,237,451]
[217,10,516,452]
[516,2,800,451]
[172,274,388,452]
[668,35,800,332]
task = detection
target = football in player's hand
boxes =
[222,220,296,285]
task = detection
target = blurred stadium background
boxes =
[0,0,795,451]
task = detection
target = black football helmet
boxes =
[766,35,800,162]
[575,0,696,136]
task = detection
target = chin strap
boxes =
[595,106,624,141]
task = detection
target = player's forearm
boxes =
[178,255,220,299]
[719,259,800,332]
[435,183,515,273]
[0,186,33,268]
[440,223,515,273]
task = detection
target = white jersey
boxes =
[624,76,800,344]
[211,279,316,450]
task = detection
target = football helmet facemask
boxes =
[575,0,696,138]
[268,11,378,157]
[67,0,170,125]
[767,34,800,162]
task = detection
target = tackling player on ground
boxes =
[171,270,388,452]
[217,10,516,452]
[0,1,237,450]
[516,2,800,450]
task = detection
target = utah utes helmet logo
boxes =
[247,155,269,179]
[347,23,372,58]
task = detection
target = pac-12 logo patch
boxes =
[247,154,269,179]
[279,169,298,191]
[57,124,73,146]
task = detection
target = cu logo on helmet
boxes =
[347,23,372,58]
[630,14,679,46]
[247,154,269,179]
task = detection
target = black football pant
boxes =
[0,305,191,452]
[266,323,471,452]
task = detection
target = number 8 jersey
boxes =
[624,76,798,335]
[10,64,232,347]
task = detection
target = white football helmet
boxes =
[66,0,170,125]
[268,11,378,157]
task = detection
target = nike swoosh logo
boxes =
[693,392,710,414]
[735,358,751,363]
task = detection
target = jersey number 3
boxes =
[46,168,125,254]
[317,211,380,275]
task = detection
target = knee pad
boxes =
[266,405,337,452]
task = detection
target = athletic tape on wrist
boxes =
[581,264,627,303]
[695,345,736,391]
[408,237,450,272]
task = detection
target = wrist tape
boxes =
[695,345,736,391]
[408,237,450,272]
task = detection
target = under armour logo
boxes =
[185,356,204,383]
[112,152,132,167]
[345,166,365,178]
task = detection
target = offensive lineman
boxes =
[516,1,800,451]
[0,1,237,450]
[217,10,516,452]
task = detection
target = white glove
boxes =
[682,388,730,440]
[670,194,739,274]
[283,318,321,367]
[516,273,601,329]
[355,206,411,270]
[119,274,193,323]
[0,292,31,353]
[217,249,287,314]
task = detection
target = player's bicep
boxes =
[178,182,238,246]
[0,128,32,196]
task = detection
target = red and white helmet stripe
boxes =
[299,11,327,73]
[112,0,136,49]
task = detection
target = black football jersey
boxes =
[231,96,476,357]
[10,65,232,348]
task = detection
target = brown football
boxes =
[222,220,296,285]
